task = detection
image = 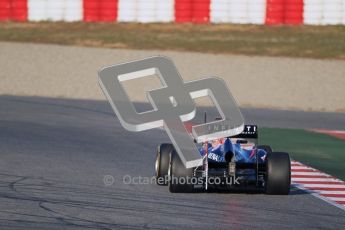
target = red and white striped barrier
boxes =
[291,160,345,211]
[311,129,345,140]
[1,0,345,25]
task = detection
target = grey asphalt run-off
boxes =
[0,95,344,229]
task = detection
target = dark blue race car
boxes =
[155,125,291,194]
[198,137,267,164]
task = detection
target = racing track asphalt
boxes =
[0,95,345,230]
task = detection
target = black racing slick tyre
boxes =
[265,152,291,195]
[168,150,195,193]
[155,143,173,185]
[258,145,272,154]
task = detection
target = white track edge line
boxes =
[292,184,345,211]
[291,160,345,211]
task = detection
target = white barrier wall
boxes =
[322,0,342,25]
[28,0,82,22]
[28,0,47,21]
[64,0,83,22]
[304,0,323,25]
[343,0,345,24]
[229,0,248,24]
[304,0,345,25]
[137,0,156,23]
[118,0,174,23]
[156,0,174,22]
[211,0,231,23]
[46,1,64,21]
[247,0,266,24]
[118,0,136,22]
[210,0,266,24]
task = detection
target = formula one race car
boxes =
[155,124,291,194]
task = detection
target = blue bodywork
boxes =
[198,138,266,163]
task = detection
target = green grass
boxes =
[260,128,345,180]
[1,22,345,59]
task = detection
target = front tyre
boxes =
[265,152,291,195]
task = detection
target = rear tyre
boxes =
[155,143,173,186]
[168,150,195,193]
[265,152,291,195]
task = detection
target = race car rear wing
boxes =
[206,114,257,139]
[232,125,258,139]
